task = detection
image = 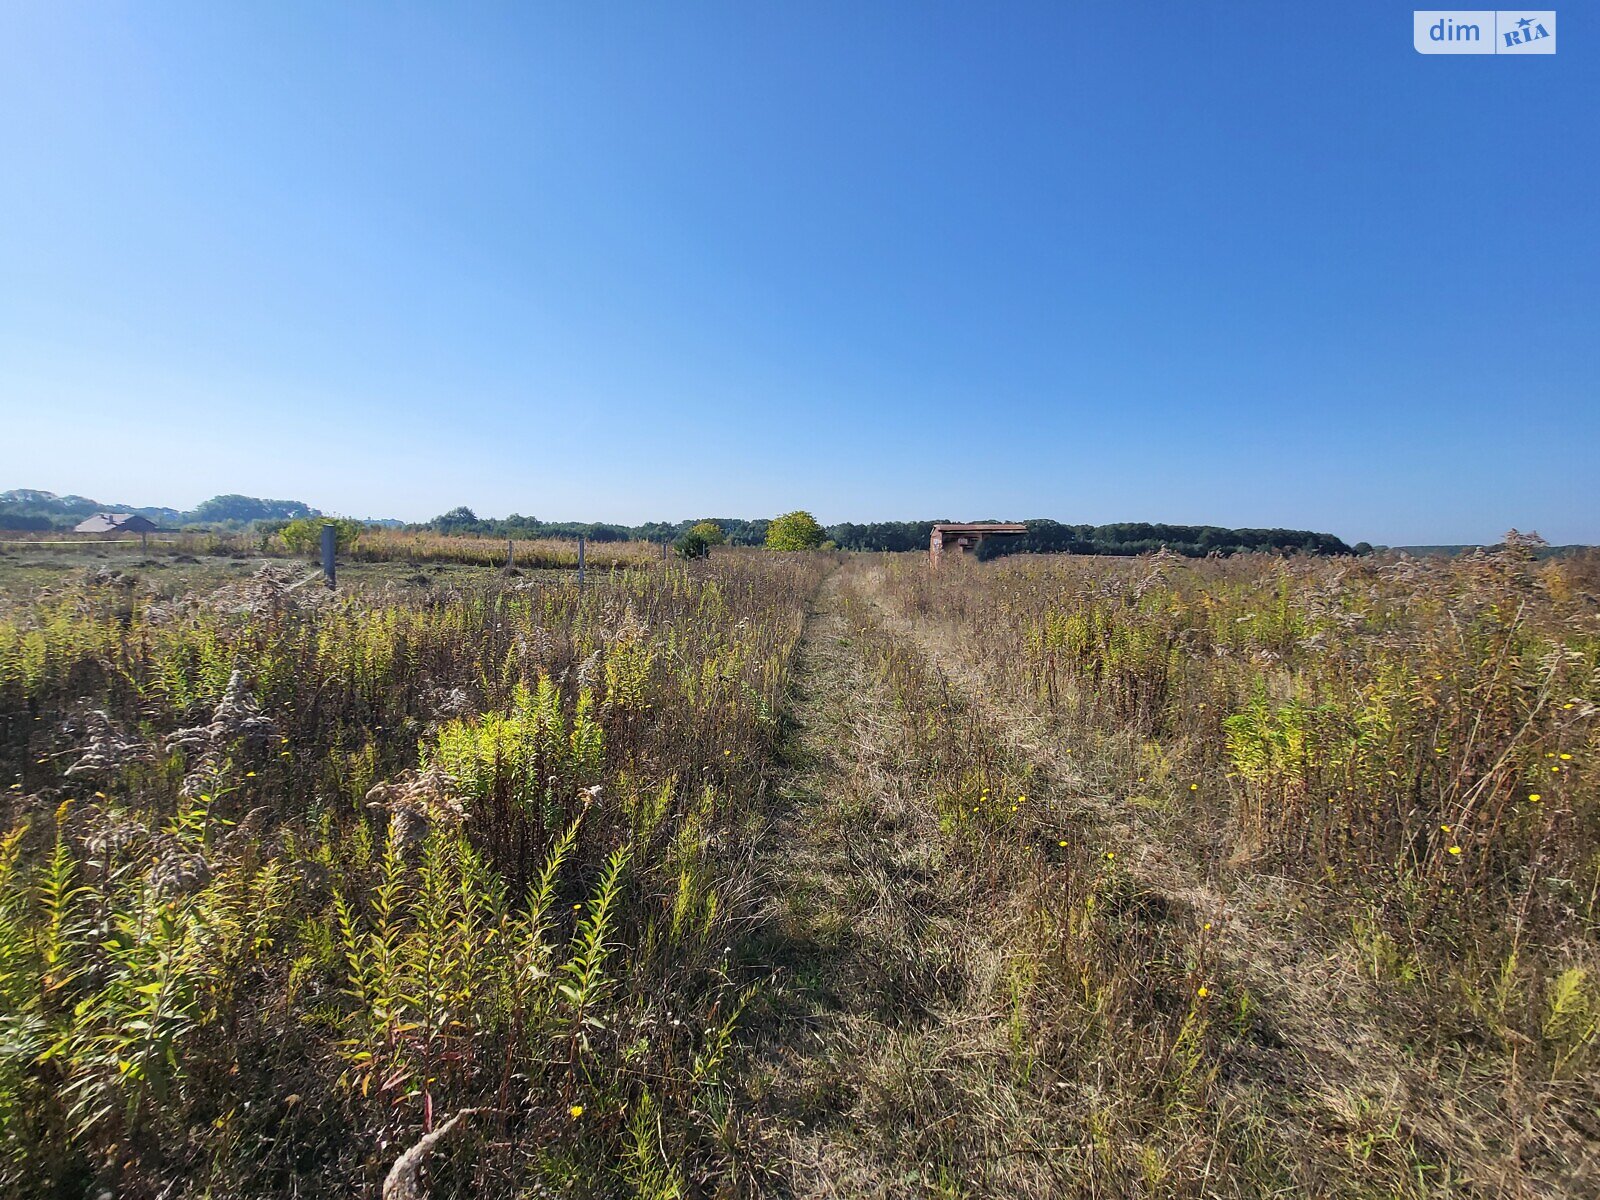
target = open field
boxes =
[0,545,567,598]
[0,546,1596,1197]
[0,528,659,579]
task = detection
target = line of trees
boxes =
[825,519,1357,557]
[416,510,1354,558]
[0,490,320,531]
[420,507,775,546]
[974,520,1357,559]
[3,489,1360,558]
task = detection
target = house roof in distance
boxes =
[73,513,159,533]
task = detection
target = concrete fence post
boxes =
[321,523,337,589]
[577,536,586,588]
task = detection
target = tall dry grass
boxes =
[879,542,1600,1078]
[0,527,661,571]
[0,553,827,1197]
[348,529,658,569]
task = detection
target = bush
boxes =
[675,530,713,559]
[765,510,826,551]
[280,516,363,555]
[689,521,726,546]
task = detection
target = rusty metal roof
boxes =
[930,523,1027,535]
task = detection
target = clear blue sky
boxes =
[1,3,1595,544]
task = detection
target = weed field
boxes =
[0,528,657,573]
[0,545,1595,1197]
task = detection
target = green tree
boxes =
[688,521,726,546]
[281,516,364,554]
[674,529,713,559]
[765,510,826,551]
[189,494,316,525]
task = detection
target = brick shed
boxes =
[929,522,1027,567]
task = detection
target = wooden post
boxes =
[507,538,514,569]
[660,538,668,563]
[577,536,586,588]
[321,523,337,588]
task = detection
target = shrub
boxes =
[279,516,363,555]
[689,521,726,546]
[675,530,713,559]
[765,510,826,551]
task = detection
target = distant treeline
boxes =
[830,520,1357,557]
[826,520,1356,557]
[421,507,774,545]
[0,489,406,532]
[4,489,1361,558]
[1,490,318,531]
[418,510,1358,557]
[977,520,1358,559]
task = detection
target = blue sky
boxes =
[1,3,1594,544]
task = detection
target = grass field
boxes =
[0,544,1595,1197]
[0,527,659,580]
[0,544,557,597]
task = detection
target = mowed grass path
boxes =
[736,566,1070,1196]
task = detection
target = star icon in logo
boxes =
[1517,16,1533,29]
